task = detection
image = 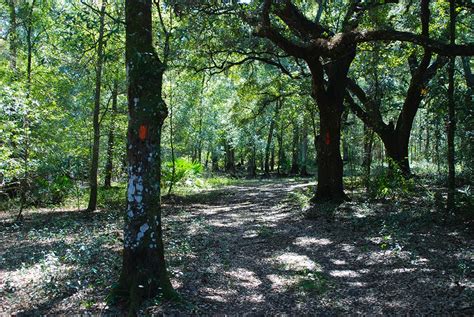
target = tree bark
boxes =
[87,0,107,212]
[313,105,345,201]
[104,80,118,189]
[115,0,173,312]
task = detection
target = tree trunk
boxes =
[447,0,456,211]
[425,124,430,162]
[380,132,410,175]
[270,146,275,172]
[212,151,219,172]
[196,75,205,164]
[290,122,300,174]
[277,126,284,175]
[308,104,319,170]
[224,140,236,174]
[264,101,279,175]
[342,111,349,162]
[104,80,118,189]
[299,116,309,176]
[247,146,257,178]
[205,150,210,169]
[264,126,272,174]
[87,0,106,212]
[115,0,173,312]
[362,124,374,190]
[435,123,441,175]
[17,0,36,220]
[167,82,176,195]
[313,107,345,201]
[308,55,353,202]
[7,0,17,74]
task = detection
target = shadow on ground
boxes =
[1,179,472,315]
[158,179,473,315]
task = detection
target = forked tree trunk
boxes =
[87,0,106,212]
[104,80,118,188]
[380,132,411,175]
[115,0,173,312]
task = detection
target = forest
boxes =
[0,0,473,315]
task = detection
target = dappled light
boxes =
[1,0,473,315]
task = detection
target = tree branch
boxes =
[351,30,474,56]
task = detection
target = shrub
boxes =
[161,158,203,190]
[370,159,415,200]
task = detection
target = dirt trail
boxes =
[160,179,473,315]
[1,179,472,315]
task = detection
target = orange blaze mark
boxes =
[139,124,148,141]
[325,132,331,145]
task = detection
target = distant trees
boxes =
[1,0,472,214]
[86,0,107,212]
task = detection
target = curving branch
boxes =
[351,30,474,56]
[273,0,331,40]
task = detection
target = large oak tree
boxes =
[251,0,474,201]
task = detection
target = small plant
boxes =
[295,270,328,294]
[286,187,313,209]
[370,159,415,200]
[161,158,203,191]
